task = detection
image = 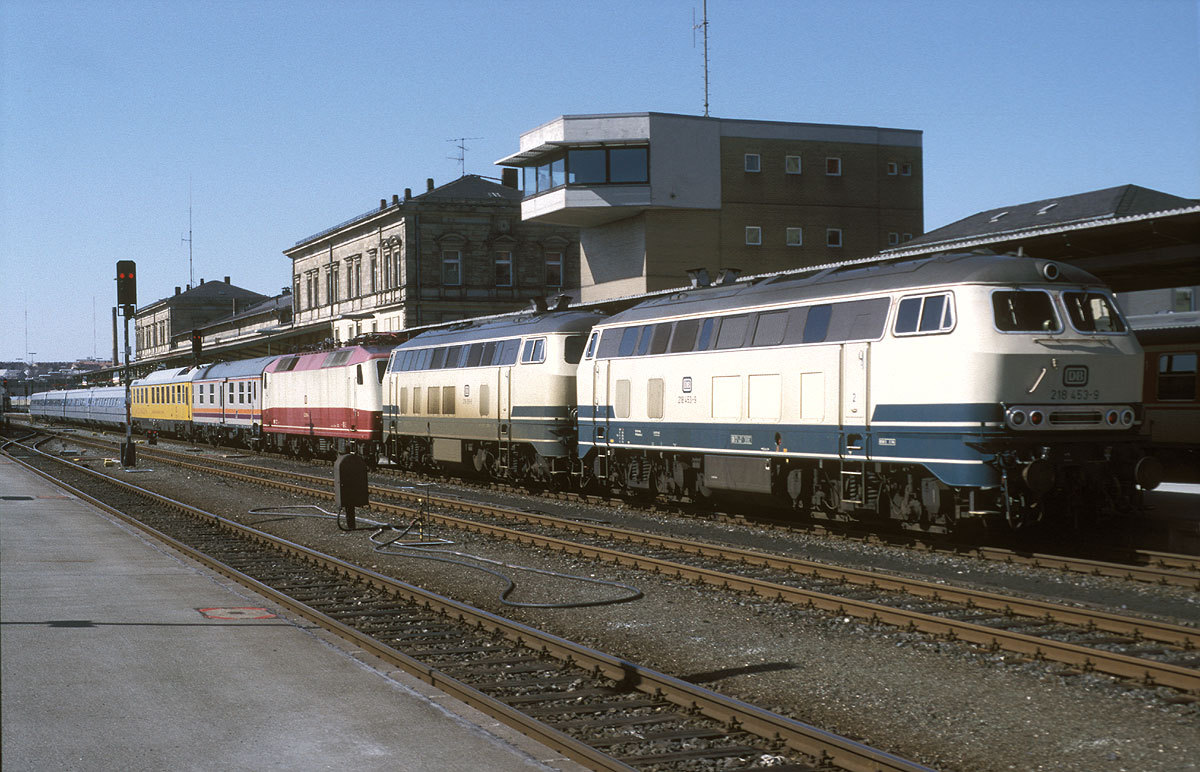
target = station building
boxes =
[284,174,581,343]
[496,112,924,302]
[134,278,268,361]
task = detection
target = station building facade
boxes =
[496,112,923,302]
[134,278,267,361]
[284,175,581,344]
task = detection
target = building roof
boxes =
[139,280,268,314]
[416,174,521,203]
[875,185,1200,292]
[899,185,1196,250]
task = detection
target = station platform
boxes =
[0,455,586,772]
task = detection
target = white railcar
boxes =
[192,355,280,447]
[382,309,603,485]
[577,252,1156,528]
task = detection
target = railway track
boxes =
[3,436,932,772]
[41,431,1200,696]
[38,423,1200,590]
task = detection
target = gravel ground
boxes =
[41,435,1200,772]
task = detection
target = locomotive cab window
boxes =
[583,332,598,360]
[521,338,546,364]
[895,293,954,335]
[1062,292,1127,333]
[993,290,1061,332]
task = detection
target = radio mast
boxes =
[182,180,194,289]
[693,1,711,116]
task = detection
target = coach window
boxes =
[670,319,699,353]
[228,383,235,404]
[500,339,521,365]
[1158,354,1197,401]
[635,325,655,356]
[993,291,1061,332]
[716,314,750,349]
[751,310,788,346]
[1062,292,1127,334]
[618,326,640,357]
[696,317,720,350]
[803,304,832,343]
[597,328,623,358]
[649,323,673,355]
[445,345,463,368]
[238,382,245,404]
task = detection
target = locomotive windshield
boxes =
[992,290,1061,332]
[1062,292,1127,333]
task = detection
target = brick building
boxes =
[284,174,581,343]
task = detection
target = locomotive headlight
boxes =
[1120,409,1134,426]
[1030,410,1044,426]
[1009,409,1027,426]
[1105,410,1119,425]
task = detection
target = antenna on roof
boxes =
[447,137,483,177]
[181,178,194,289]
[692,0,710,117]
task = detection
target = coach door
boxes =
[497,364,513,470]
[839,342,871,504]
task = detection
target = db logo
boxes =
[1063,366,1089,386]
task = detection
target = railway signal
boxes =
[116,260,137,310]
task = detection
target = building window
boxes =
[442,250,462,286]
[567,149,606,183]
[887,162,898,175]
[744,153,761,173]
[609,147,649,183]
[901,163,912,176]
[888,232,900,246]
[826,157,842,176]
[495,252,513,287]
[529,146,650,195]
[785,155,802,174]
[545,252,563,287]
[902,233,913,242]
[393,249,402,288]
[786,227,803,246]
[827,228,843,247]
[369,256,377,293]
[745,226,762,246]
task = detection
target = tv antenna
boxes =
[692,0,710,116]
[447,137,483,177]
[181,180,194,289]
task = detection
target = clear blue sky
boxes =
[2,0,1198,362]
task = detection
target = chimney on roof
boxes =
[175,286,181,295]
[224,276,230,284]
[501,168,519,189]
[282,286,291,295]
[380,198,386,210]
[392,194,400,205]
[426,178,434,192]
[686,268,711,288]
[200,278,205,285]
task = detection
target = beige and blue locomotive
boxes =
[381,309,603,486]
[577,252,1159,528]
